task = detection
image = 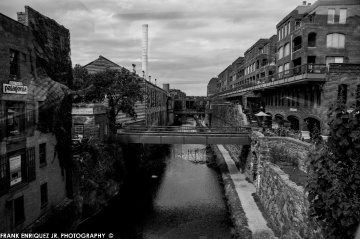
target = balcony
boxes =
[215,64,327,97]
[293,44,302,52]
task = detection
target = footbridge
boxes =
[117,126,251,145]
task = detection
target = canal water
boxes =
[77,120,235,238]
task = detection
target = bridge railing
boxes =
[118,126,252,134]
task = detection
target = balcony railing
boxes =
[293,44,302,52]
[214,64,327,96]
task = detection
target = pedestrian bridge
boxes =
[117,126,251,145]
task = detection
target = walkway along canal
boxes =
[76,118,238,238]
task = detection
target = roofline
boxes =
[83,55,123,68]
[244,38,270,55]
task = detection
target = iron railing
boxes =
[118,126,252,134]
[214,63,327,97]
[293,44,302,52]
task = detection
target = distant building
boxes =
[207,77,218,96]
[169,89,186,99]
[72,103,109,141]
[0,6,72,232]
[82,56,169,126]
[214,0,360,138]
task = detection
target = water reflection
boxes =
[77,119,234,238]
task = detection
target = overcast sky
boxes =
[1,0,309,96]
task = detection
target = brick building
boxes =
[213,0,360,138]
[207,77,218,96]
[0,6,72,232]
[82,56,169,126]
[169,89,186,99]
[72,104,109,141]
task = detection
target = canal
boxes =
[77,119,235,238]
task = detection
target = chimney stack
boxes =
[303,1,306,5]
[142,24,149,80]
[163,84,170,92]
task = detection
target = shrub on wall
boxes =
[268,145,299,167]
[306,102,360,239]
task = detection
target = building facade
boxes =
[83,56,169,126]
[169,89,186,99]
[72,104,109,141]
[207,77,218,96]
[0,6,72,232]
[214,0,360,138]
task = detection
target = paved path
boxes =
[217,145,277,239]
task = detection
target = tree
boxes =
[306,101,360,239]
[72,64,89,91]
[74,67,145,133]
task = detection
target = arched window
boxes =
[293,36,302,52]
[284,43,290,57]
[278,46,284,59]
[308,33,316,47]
[327,33,345,48]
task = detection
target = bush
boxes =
[268,144,299,167]
[306,103,360,239]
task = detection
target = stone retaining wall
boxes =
[257,162,323,239]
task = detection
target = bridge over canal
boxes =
[117,126,251,145]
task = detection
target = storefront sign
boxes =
[290,108,297,111]
[72,108,94,115]
[3,84,28,94]
[10,155,22,186]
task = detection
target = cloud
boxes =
[0,0,309,96]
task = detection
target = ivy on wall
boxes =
[27,7,74,197]
[306,101,360,239]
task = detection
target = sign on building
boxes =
[3,81,28,94]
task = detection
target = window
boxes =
[295,21,301,29]
[284,63,290,74]
[74,124,84,136]
[14,196,25,225]
[39,143,46,165]
[10,50,19,76]
[278,29,281,41]
[326,56,344,66]
[284,43,290,57]
[338,84,348,104]
[328,9,335,24]
[339,9,347,24]
[27,102,35,137]
[6,101,25,137]
[285,25,288,36]
[40,183,48,207]
[278,65,283,73]
[308,33,316,47]
[278,47,284,59]
[287,22,291,34]
[327,33,345,48]
[27,147,36,182]
[0,154,8,195]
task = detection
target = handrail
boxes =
[118,126,252,134]
[214,63,326,97]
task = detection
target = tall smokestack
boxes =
[142,24,148,80]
